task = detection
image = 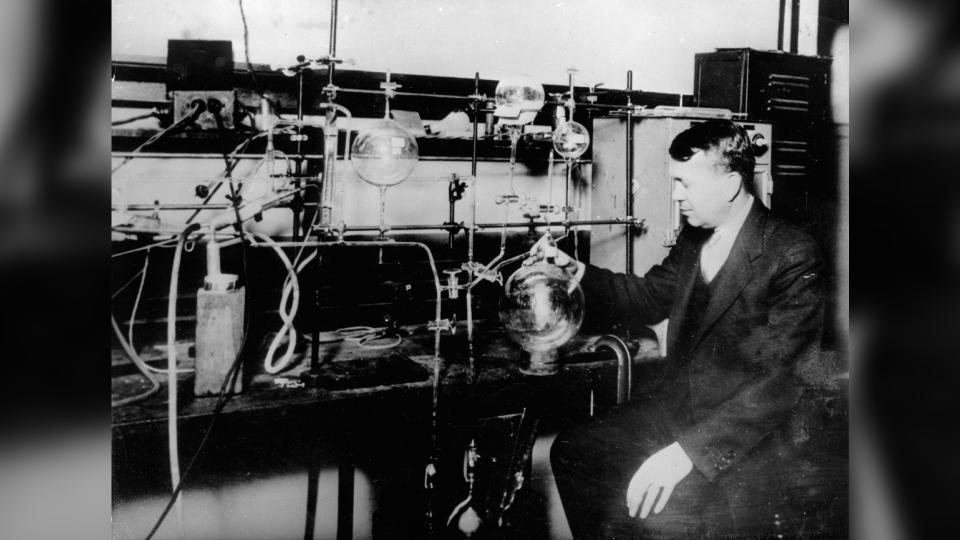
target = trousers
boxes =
[550,403,735,539]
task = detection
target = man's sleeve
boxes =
[578,231,687,331]
[676,241,825,482]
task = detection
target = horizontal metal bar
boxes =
[111,152,325,159]
[476,219,641,229]
[768,73,810,83]
[121,204,231,211]
[768,98,810,106]
[337,87,477,101]
[110,152,590,165]
[767,81,810,90]
[766,105,808,113]
[309,218,641,234]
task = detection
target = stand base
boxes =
[520,349,559,376]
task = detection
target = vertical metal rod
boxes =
[564,160,571,238]
[328,0,338,88]
[777,0,786,51]
[789,0,800,53]
[466,179,476,356]
[293,69,305,241]
[471,73,479,177]
[303,465,320,540]
[336,459,354,540]
[313,0,340,373]
[625,70,635,275]
[447,183,456,250]
[466,73,479,348]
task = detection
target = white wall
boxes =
[112,0,818,95]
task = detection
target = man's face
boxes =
[669,149,736,229]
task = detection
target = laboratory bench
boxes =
[111,321,651,539]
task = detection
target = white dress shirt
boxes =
[700,195,754,283]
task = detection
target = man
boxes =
[532,120,826,538]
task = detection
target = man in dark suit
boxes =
[530,120,826,538]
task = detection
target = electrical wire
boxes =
[112,267,146,299]
[112,109,160,127]
[237,0,260,97]
[112,102,204,175]
[110,314,161,408]
[111,250,161,408]
[112,238,180,259]
[336,326,403,350]
[127,250,152,365]
[236,0,285,119]
[184,128,295,225]
[122,249,193,375]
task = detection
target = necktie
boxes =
[700,229,723,283]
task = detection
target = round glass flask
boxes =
[499,261,585,374]
[552,120,590,159]
[493,76,545,125]
[350,119,419,187]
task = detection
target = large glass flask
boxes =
[499,262,584,374]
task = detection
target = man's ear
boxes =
[724,172,744,201]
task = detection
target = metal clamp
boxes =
[427,317,456,335]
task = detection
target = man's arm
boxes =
[576,231,691,330]
[676,241,825,481]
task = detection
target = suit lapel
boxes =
[667,229,709,350]
[691,200,768,348]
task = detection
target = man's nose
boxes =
[672,184,686,202]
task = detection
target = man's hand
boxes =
[524,233,585,279]
[626,442,693,519]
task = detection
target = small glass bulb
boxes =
[552,121,590,159]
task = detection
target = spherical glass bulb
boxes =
[499,262,585,355]
[552,121,590,159]
[350,119,419,187]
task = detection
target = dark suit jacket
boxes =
[579,200,825,482]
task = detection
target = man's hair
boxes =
[668,119,756,196]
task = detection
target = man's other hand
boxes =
[626,442,694,519]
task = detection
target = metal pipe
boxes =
[625,70,635,275]
[111,152,282,159]
[777,0,786,51]
[789,0,800,53]
[112,153,592,164]
[466,174,477,370]
[328,0,338,89]
[467,72,479,358]
[119,204,232,211]
[335,87,477,101]
[309,218,640,234]
[594,335,632,405]
[471,73,479,178]
[294,67,305,240]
